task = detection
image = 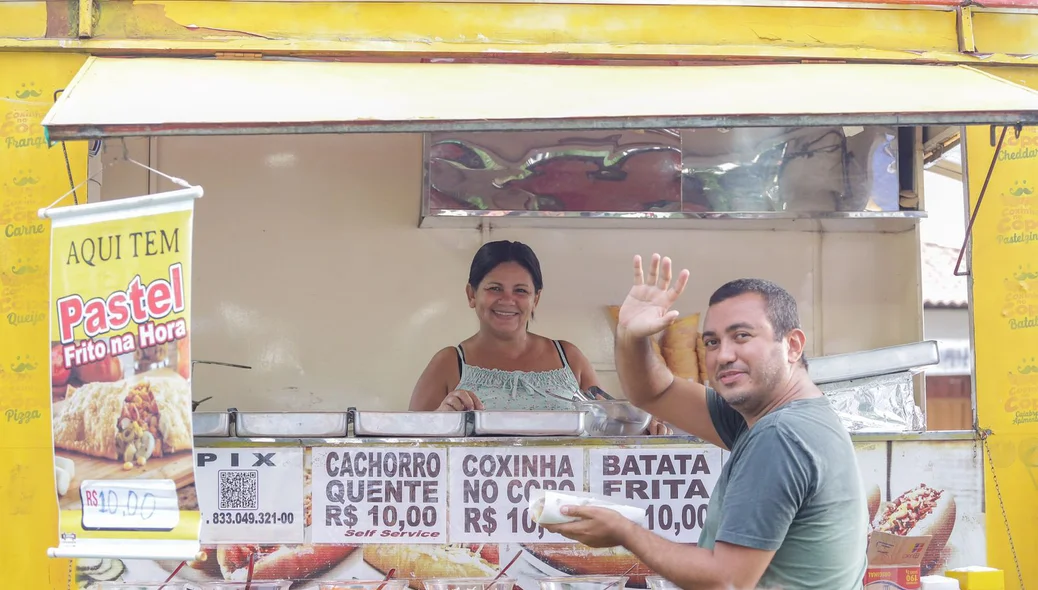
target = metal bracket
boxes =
[957,5,976,54]
[954,125,1010,277]
[215,52,263,60]
[78,0,95,39]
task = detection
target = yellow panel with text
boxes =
[966,120,1038,590]
[0,52,88,590]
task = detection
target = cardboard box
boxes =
[864,532,933,590]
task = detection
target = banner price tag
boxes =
[81,479,179,531]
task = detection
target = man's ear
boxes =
[786,328,807,365]
[466,284,476,308]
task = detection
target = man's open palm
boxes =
[617,253,690,339]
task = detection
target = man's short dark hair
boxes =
[708,278,808,369]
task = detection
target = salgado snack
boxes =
[53,375,192,464]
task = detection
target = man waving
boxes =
[544,254,867,590]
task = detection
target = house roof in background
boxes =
[922,241,969,308]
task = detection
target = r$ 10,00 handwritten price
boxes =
[80,479,179,531]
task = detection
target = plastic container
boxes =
[424,578,517,590]
[537,576,629,590]
[646,577,680,590]
[320,582,411,590]
[920,576,961,590]
[578,399,652,435]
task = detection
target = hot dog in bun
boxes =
[872,484,956,568]
[363,544,499,589]
[217,544,359,581]
[522,544,653,588]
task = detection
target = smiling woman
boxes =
[408,240,600,412]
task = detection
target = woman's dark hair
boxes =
[468,240,544,292]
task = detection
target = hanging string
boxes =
[40,178,91,213]
[54,89,80,206]
[38,138,197,215]
[121,138,194,189]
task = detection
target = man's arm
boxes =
[547,424,814,589]
[615,333,728,449]
[545,507,774,590]
[623,525,774,590]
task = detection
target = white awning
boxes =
[43,57,1038,140]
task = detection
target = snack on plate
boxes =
[522,544,653,588]
[188,547,219,573]
[304,469,313,527]
[363,544,499,588]
[304,447,314,527]
[659,313,701,382]
[75,353,123,384]
[75,558,127,587]
[53,375,193,463]
[872,484,956,566]
[217,544,359,581]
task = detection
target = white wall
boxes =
[99,133,923,411]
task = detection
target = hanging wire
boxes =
[38,138,198,216]
[121,137,194,189]
[54,89,79,206]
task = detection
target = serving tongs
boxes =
[541,386,614,406]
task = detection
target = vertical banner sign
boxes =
[448,447,585,543]
[967,123,1038,590]
[312,447,448,544]
[45,188,204,560]
[588,449,722,544]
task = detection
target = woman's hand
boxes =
[618,253,690,340]
[645,417,672,435]
[437,389,485,412]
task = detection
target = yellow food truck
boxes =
[2,1,1037,589]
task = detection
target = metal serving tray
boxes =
[234,412,349,437]
[471,410,587,437]
[192,412,230,437]
[353,410,469,437]
[808,341,940,385]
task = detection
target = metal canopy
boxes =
[42,57,1038,140]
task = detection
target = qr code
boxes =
[219,469,259,510]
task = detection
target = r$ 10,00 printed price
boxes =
[589,449,722,544]
[313,447,448,544]
[449,447,585,544]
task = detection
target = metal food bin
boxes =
[352,409,470,437]
[234,412,349,437]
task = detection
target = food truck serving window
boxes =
[42,57,1038,141]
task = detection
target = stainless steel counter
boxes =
[192,429,979,448]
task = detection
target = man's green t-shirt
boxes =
[697,389,868,590]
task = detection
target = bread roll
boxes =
[607,305,663,357]
[660,313,701,382]
[697,333,708,384]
